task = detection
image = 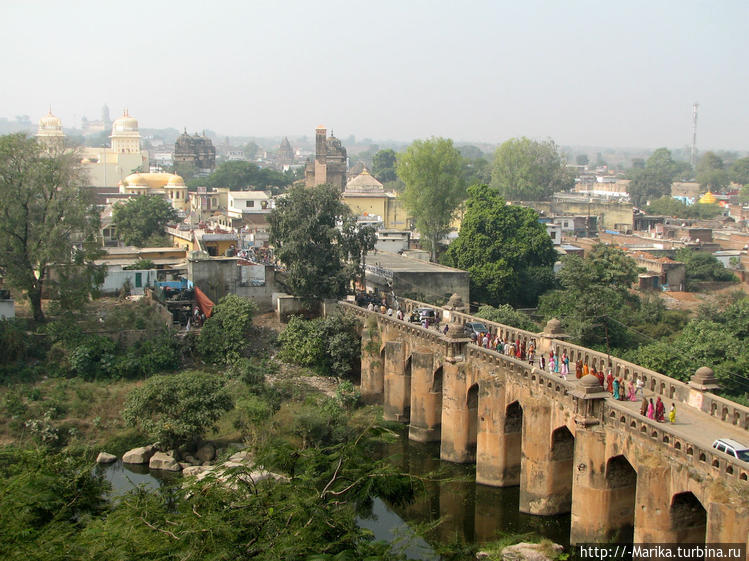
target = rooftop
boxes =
[366,251,466,275]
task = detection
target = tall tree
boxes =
[192,160,292,192]
[442,184,557,307]
[729,156,749,186]
[0,134,102,321]
[489,137,573,201]
[112,194,178,247]
[269,184,375,301]
[396,137,465,260]
[538,244,640,347]
[628,147,690,207]
[371,149,398,183]
[696,151,729,191]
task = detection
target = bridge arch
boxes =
[669,491,706,544]
[603,454,637,543]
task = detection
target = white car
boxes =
[712,438,749,463]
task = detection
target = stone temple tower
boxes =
[305,125,348,191]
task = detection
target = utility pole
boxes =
[690,103,699,169]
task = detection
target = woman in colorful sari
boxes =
[640,397,648,416]
[612,377,620,400]
[606,369,614,393]
[549,353,556,373]
[655,397,665,422]
[575,359,583,379]
[560,352,569,378]
[668,403,676,424]
[627,380,637,401]
[647,398,655,420]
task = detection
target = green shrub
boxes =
[197,294,257,363]
[278,312,361,379]
[68,335,118,380]
[122,370,233,449]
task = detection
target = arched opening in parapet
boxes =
[549,426,574,514]
[669,492,706,544]
[603,455,637,543]
[466,383,479,463]
[431,366,443,394]
[502,401,523,486]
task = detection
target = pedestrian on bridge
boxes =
[647,398,655,420]
[669,403,676,423]
[640,397,648,416]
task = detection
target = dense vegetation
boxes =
[644,196,722,219]
[442,184,557,307]
[534,244,749,403]
[0,292,444,559]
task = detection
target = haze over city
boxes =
[2,0,748,149]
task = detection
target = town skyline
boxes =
[3,1,748,150]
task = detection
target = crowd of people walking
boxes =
[365,299,679,425]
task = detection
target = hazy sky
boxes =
[2,0,747,149]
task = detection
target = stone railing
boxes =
[343,298,749,433]
[468,344,577,401]
[603,400,749,482]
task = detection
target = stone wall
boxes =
[188,257,278,312]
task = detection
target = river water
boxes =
[99,432,569,559]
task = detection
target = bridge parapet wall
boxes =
[603,401,749,482]
[380,297,749,433]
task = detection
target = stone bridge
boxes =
[339,300,749,546]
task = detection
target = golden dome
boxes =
[122,172,185,189]
[698,191,717,204]
[37,110,63,136]
[112,109,139,134]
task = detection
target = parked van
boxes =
[711,438,749,462]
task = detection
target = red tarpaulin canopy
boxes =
[194,286,215,318]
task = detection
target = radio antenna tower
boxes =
[690,102,699,168]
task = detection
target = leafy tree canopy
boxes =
[644,196,722,220]
[278,312,362,380]
[696,151,729,191]
[269,184,375,301]
[729,156,749,186]
[189,160,294,193]
[576,154,589,166]
[474,304,539,332]
[112,195,178,247]
[197,294,257,363]
[122,370,233,449]
[623,294,749,398]
[0,134,103,321]
[442,184,556,307]
[627,148,691,207]
[370,148,398,183]
[396,137,466,260]
[489,137,573,201]
[538,244,641,348]
[674,248,737,288]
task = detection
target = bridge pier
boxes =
[408,352,442,442]
[570,431,637,544]
[476,377,516,486]
[384,341,410,423]
[440,359,475,463]
[360,324,384,403]
[519,400,573,515]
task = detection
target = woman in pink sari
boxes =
[647,398,655,420]
[627,380,637,401]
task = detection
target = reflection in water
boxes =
[96,459,180,498]
[375,431,571,549]
[98,430,570,557]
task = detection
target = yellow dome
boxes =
[698,191,717,204]
[122,172,185,189]
[37,110,63,135]
[112,109,139,134]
